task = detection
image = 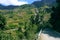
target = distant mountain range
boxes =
[0,4,35,10]
[0,4,20,10]
[0,0,56,10]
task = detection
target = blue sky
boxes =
[19,0,39,4]
[0,0,41,6]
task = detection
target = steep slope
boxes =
[32,1,44,8]
[32,0,56,8]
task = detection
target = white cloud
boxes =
[0,0,28,6]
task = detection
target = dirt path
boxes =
[38,28,60,40]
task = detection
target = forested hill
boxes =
[0,0,59,40]
[32,0,56,8]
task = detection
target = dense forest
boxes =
[0,0,60,40]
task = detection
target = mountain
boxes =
[0,0,56,10]
[32,0,56,8]
[0,4,35,10]
[0,4,20,10]
[32,1,44,8]
[42,0,56,6]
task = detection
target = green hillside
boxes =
[0,4,53,40]
[0,0,60,40]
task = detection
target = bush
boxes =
[0,14,6,30]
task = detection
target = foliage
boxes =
[50,0,60,32]
[0,4,52,40]
[0,14,6,30]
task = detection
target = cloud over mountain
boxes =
[0,0,28,6]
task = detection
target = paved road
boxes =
[38,28,60,40]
